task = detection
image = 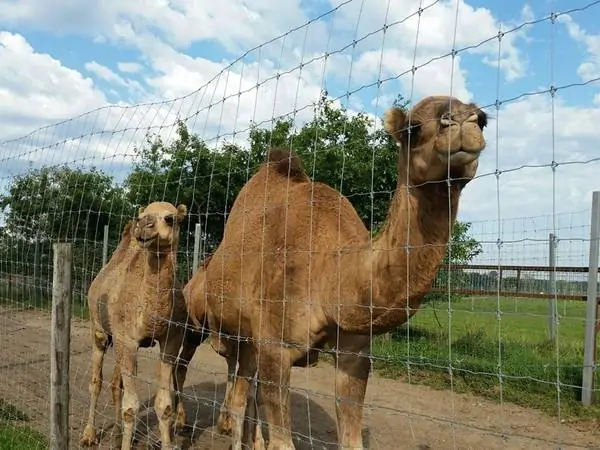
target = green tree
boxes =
[0,165,133,304]
[0,165,132,243]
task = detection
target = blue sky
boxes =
[0,0,599,265]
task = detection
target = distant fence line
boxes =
[431,264,600,302]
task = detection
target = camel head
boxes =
[384,95,488,186]
[133,201,187,251]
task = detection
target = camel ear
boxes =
[176,204,188,222]
[138,206,145,215]
[383,107,408,144]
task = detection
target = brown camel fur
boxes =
[80,201,204,449]
[185,95,488,449]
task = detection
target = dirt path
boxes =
[0,307,598,449]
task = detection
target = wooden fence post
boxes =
[50,242,73,449]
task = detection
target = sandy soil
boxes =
[0,306,598,450]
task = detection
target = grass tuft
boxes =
[0,399,47,449]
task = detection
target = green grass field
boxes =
[0,399,47,449]
[371,296,600,420]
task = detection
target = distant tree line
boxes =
[0,92,482,306]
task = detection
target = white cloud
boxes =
[349,49,472,102]
[117,61,143,74]
[459,93,600,251]
[85,61,126,84]
[102,29,334,147]
[0,31,107,142]
[0,0,328,56]
[457,94,600,266]
[560,14,600,82]
[328,0,529,86]
[84,60,146,99]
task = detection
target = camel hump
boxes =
[266,147,308,181]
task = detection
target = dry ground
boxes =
[0,306,598,450]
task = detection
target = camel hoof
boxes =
[217,411,233,435]
[80,425,99,446]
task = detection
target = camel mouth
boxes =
[445,147,482,166]
[135,235,157,247]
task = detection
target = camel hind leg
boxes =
[80,329,111,447]
[217,353,237,435]
[110,363,123,444]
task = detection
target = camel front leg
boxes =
[217,353,237,435]
[332,333,371,450]
[173,335,199,430]
[80,330,109,447]
[155,336,182,449]
[115,339,140,450]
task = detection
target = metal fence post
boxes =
[548,233,557,341]
[192,222,202,274]
[102,224,109,267]
[582,191,600,406]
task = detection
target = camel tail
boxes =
[266,147,309,182]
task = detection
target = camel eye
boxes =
[164,215,175,226]
[403,123,421,146]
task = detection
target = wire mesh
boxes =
[0,1,599,449]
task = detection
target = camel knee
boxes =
[154,388,174,422]
[121,391,140,424]
[111,370,122,402]
[217,406,233,435]
[111,383,121,406]
[89,373,102,396]
[93,330,109,349]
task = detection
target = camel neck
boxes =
[342,181,462,333]
[142,250,177,280]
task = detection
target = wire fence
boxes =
[1,0,600,449]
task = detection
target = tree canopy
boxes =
[0,92,481,303]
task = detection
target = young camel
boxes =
[185,95,488,449]
[80,201,204,449]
